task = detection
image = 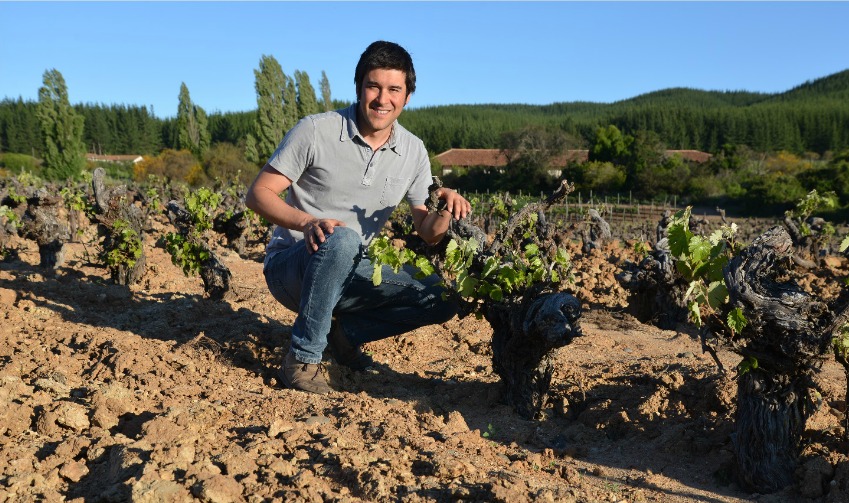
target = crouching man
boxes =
[246,40,471,393]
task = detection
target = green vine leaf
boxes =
[368,220,572,317]
[105,219,143,269]
[737,355,759,375]
[706,281,729,309]
[727,307,748,335]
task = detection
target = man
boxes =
[246,41,471,394]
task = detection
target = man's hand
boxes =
[303,218,346,253]
[435,187,472,221]
[412,186,472,246]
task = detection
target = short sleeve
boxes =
[266,117,316,182]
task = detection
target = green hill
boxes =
[774,69,849,102]
[401,68,849,154]
[2,69,849,159]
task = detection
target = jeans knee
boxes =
[320,227,362,261]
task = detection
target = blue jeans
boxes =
[263,226,457,364]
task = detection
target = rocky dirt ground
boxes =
[2,218,849,503]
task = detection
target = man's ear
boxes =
[404,93,411,106]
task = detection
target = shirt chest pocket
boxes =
[380,177,411,206]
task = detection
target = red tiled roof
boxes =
[434,149,588,168]
[434,149,507,167]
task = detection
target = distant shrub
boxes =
[736,173,807,214]
[686,176,724,200]
[186,164,208,188]
[797,152,849,206]
[0,153,41,175]
[133,149,198,183]
[762,150,812,176]
[202,142,254,187]
[580,161,627,193]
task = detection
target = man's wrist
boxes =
[298,216,318,232]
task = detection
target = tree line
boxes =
[435,121,849,219]
[400,69,849,155]
[2,64,849,216]
[3,69,848,162]
[0,56,340,163]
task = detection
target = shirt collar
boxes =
[340,103,402,155]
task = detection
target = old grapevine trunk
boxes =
[21,190,72,269]
[733,371,806,491]
[484,292,582,419]
[431,179,583,419]
[616,211,704,330]
[92,168,147,285]
[617,238,690,330]
[580,208,611,254]
[165,200,233,301]
[723,226,834,493]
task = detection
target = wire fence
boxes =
[464,190,684,225]
[460,189,800,245]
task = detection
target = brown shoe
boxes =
[328,322,375,372]
[280,351,332,394]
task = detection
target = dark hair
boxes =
[354,41,416,96]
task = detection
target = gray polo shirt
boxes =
[264,104,432,260]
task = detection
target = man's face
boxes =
[357,68,410,138]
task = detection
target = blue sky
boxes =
[1,1,848,118]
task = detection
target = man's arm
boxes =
[411,187,472,245]
[245,164,345,253]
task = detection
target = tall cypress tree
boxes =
[176,82,210,158]
[320,71,332,112]
[176,83,194,150]
[246,55,286,164]
[195,106,210,155]
[295,70,320,119]
[283,75,298,133]
[36,69,86,180]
